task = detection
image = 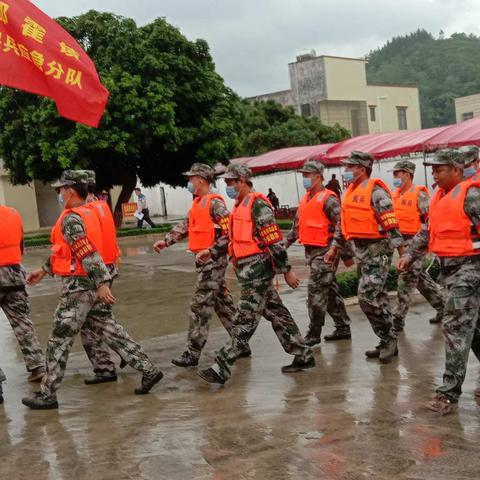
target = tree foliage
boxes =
[366,29,480,127]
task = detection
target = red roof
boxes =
[425,117,480,150]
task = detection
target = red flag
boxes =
[0,0,109,127]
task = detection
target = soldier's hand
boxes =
[27,269,46,286]
[284,270,300,289]
[97,284,116,304]
[153,240,167,253]
[196,249,211,264]
[397,256,411,272]
[343,257,354,267]
[324,247,338,264]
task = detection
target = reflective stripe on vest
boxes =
[298,189,336,247]
[188,193,225,253]
[428,180,480,257]
[393,185,429,235]
[341,178,390,240]
[50,206,104,276]
[85,200,120,265]
[229,192,271,259]
[0,205,22,266]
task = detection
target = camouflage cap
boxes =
[298,159,324,174]
[51,169,90,188]
[390,159,416,175]
[182,163,215,181]
[85,170,96,185]
[459,145,479,165]
[424,148,464,168]
[220,163,253,180]
[341,151,374,168]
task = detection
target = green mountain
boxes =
[366,29,480,127]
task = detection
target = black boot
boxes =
[197,368,225,385]
[22,392,58,410]
[171,351,199,368]
[237,345,252,358]
[324,328,351,341]
[134,369,164,395]
[304,330,322,347]
[281,356,316,373]
[84,373,118,385]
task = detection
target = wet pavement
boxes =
[1,236,480,479]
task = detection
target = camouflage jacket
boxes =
[406,184,480,267]
[43,211,111,294]
[0,264,27,290]
[233,196,291,283]
[164,194,230,263]
[286,189,354,264]
[333,183,404,251]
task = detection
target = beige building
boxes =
[249,53,421,136]
[454,93,480,123]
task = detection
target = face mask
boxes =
[226,186,239,199]
[187,182,195,194]
[463,166,476,179]
[302,178,313,190]
[343,171,354,183]
[58,193,64,207]
[393,178,403,188]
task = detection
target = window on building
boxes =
[397,107,408,130]
[462,112,474,122]
[300,103,311,117]
[369,106,376,122]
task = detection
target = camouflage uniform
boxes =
[0,367,4,403]
[37,171,159,401]
[406,149,480,403]
[334,152,403,345]
[286,160,352,339]
[206,165,313,383]
[0,205,44,373]
[390,160,444,330]
[165,163,236,361]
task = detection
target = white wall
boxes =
[139,154,435,217]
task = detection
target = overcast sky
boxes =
[35,0,480,97]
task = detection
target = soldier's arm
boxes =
[324,196,354,258]
[371,185,403,249]
[417,190,430,224]
[164,218,189,246]
[252,198,291,273]
[464,185,480,230]
[62,213,111,287]
[405,224,429,261]
[209,198,230,260]
[284,209,299,248]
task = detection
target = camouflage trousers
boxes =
[185,259,236,359]
[0,367,4,398]
[393,239,444,329]
[211,272,313,381]
[307,251,351,337]
[436,258,480,402]
[0,289,44,372]
[355,240,397,343]
[41,289,156,399]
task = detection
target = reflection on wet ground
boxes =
[1,235,479,479]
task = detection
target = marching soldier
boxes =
[153,163,250,367]
[390,160,444,331]
[22,170,163,410]
[399,149,480,414]
[460,145,480,182]
[325,151,404,364]
[0,203,45,382]
[198,164,314,385]
[285,159,352,345]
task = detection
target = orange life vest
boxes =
[85,200,120,265]
[341,178,391,240]
[0,205,22,266]
[392,185,429,235]
[188,193,226,253]
[298,189,336,246]
[428,180,480,257]
[50,206,104,276]
[229,192,272,259]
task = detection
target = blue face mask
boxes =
[187,182,195,194]
[58,193,64,206]
[343,171,354,183]
[226,186,239,199]
[303,178,313,190]
[393,178,403,188]
[463,166,476,179]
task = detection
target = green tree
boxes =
[0,11,241,224]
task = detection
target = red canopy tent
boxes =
[424,116,480,150]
